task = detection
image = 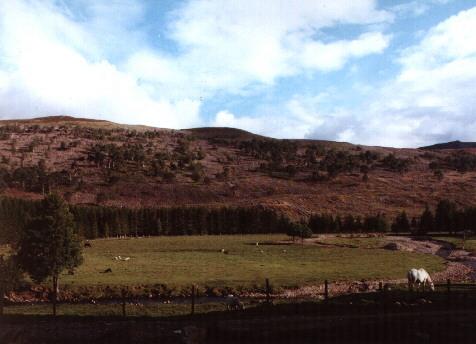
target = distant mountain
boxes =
[420,140,476,150]
[186,127,264,141]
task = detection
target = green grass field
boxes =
[436,236,476,254]
[53,235,444,289]
[317,236,384,248]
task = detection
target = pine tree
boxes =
[410,217,418,232]
[16,194,83,315]
[435,199,456,233]
[391,211,410,233]
[419,205,434,235]
[343,215,355,232]
[334,215,342,233]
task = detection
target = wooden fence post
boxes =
[191,285,196,315]
[324,280,329,300]
[52,284,57,317]
[122,288,127,317]
[446,279,451,308]
[463,289,468,310]
[265,278,271,304]
[382,284,388,312]
[0,286,4,316]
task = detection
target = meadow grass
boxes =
[317,235,384,248]
[56,234,444,289]
[436,236,476,254]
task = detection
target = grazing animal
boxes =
[226,295,244,310]
[114,255,131,261]
[84,241,92,248]
[407,268,434,291]
[102,268,112,273]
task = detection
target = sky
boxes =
[0,0,475,147]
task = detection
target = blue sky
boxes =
[0,0,476,147]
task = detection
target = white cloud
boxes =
[335,6,476,147]
[126,0,392,97]
[213,110,309,139]
[366,6,476,146]
[0,0,200,128]
[214,6,476,148]
[213,94,350,140]
[0,0,392,127]
[300,32,390,71]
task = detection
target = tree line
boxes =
[0,197,291,242]
[391,200,476,235]
[1,196,475,245]
[308,213,389,233]
[307,200,476,235]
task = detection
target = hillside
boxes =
[420,140,476,150]
[1,116,476,220]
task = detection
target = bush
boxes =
[287,222,313,240]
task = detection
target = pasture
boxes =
[57,234,444,290]
[436,236,476,254]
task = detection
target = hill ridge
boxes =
[0,115,475,219]
[420,140,476,150]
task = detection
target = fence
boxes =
[115,278,333,317]
[2,278,476,317]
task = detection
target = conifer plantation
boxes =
[1,196,474,244]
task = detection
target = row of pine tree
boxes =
[0,197,290,242]
[1,197,474,244]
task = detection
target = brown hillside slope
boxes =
[0,116,475,219]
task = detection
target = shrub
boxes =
[287,222,313,241]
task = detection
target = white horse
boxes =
[407,268,435,291]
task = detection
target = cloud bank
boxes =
[0,0,201,128]
[0,0,390,127]
[215,5,476,147]
[0,0,474,147]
